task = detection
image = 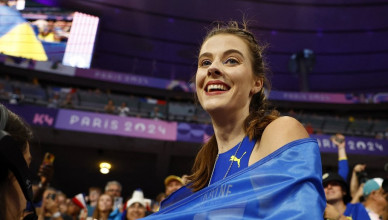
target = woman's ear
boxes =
[250,78,263,96]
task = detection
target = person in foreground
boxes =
[142,20,325,219]
[0,103,37,220]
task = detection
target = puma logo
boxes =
[229,152,246,168]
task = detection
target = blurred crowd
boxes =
[32,19,71,43]
[27,133,388,220]
[32,163,187,220]
[323,134,388,220]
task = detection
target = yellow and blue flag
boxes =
[0,5,47,61]
[145,138,326,219]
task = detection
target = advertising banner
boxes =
[3,103,386,156]
[5,104,57,127]
[75,68,193,92]
[55,109,177,141]
[269,91,354,104]
[311,134,388,156]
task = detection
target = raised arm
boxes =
[331,134,349,181]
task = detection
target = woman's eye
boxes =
[224,58,239,65]
[200,60,212,66]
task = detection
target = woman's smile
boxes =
[196,34,257,116]
[205,80,231,95]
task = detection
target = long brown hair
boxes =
[188,21,280,192]
[92,193,114,220]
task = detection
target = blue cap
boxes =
[363,178,383,197]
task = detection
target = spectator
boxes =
[56,191,68,216]
[363,178,388,220]
[305,122,314,134]
[105,180,123,211]
[92,194,121,220]
[376,132,384,140]
[32,153,55,206]
[54,20,70,42]
[38,19,57,42]
[117,102,130,117]
[323,172,370,220]
[350,164,367,202]
[0,104,35,219]
[104,99,116,114]
[39,187,72,220]
[9,87,24,104]
[105,180,122,198]
[58,200,69,217]
[181,174,189,185]
[150,106,163,120]
[122,189,149,220]
[66,197,83,220]
[164,175,183,197]
[47,92,61,108]
[87,186,102,217]
[61,93,74,109]
[331,133,349,181]
[151,193,165,213]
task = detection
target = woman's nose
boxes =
[207,62,222,76]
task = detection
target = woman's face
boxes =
[98,194,113,212]
[324,181,345,203]
[196,34,261,117]
[126,202,146,220]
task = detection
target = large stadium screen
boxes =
[0,0,99,68]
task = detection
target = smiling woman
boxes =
[143,20,326,219]
[0,104,35,220]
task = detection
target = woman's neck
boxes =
[365,199,385,216]
[331,200,347,215]
[211,111,247,154]
[100,211,110,219]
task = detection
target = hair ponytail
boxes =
[188,136,217,191]
[244,89,279,141]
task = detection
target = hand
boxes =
[331,134,345,149]
[353,164,366,173]
[79,208,88,220]
[324,203,341,220]
[38,164,54,185]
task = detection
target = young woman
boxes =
[0,104,34,220]
[144,21,325,219]
[92,194,121,220]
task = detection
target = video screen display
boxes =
[0,0,99,68]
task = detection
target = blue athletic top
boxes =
[209,136,257,185]
[344,203,371,220]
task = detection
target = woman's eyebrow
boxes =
[198,52,212,60]
[223,49,244,58]
[199,49,244,60]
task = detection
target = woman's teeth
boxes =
[207,84,228,92]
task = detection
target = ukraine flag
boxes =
[144,138,326,219]
[0,5,47,61]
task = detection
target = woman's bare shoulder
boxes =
[261,116,309,150]
[250,116,309,164]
